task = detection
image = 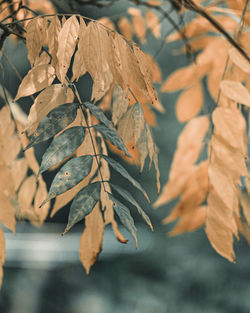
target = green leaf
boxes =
[40,155,93,206]
[108,193,137,246]
[102,155,149,202]
[110,183,153,231]
[93,124,131,157]
[38,126,85,176]
[62,182,101,235]
[83,101,114,129]
[25,103,78,150]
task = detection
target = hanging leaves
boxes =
[63,182,101,235]
[56,15,80,83]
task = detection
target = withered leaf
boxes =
[102,155,149,202]
[25,102,78,150]
[79,202,104,274]
[41,155,93,205]
[26,84,74,135]
[48,15,61,69]
[108,193,137,246]
[56,15,80,83]
[15,64,55,101]
[63,182,101,235]
[118,17,132,40]
[26,17,47,66]
[0,228,5,288]
[176,82,203,122]
[145,10,161,38]
[93,124,131,157]
[38,126,86,176]
[220,80,250,107]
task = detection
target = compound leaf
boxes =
[63,182,101,235]
[38,126,85,176]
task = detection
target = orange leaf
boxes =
[175,82,203,122]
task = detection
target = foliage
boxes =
[0,0,250,287]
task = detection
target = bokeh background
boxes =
[1,1,250,312]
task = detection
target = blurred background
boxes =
[1,1,250,312]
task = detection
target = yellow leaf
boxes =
[79,203,104,274]
[56,15,80,83]
[9,158,28,191]
[220,80,250,107]
[176,82,203,122]
[26,17,48,66]
[33,177,50,225]
[15,64,55,101]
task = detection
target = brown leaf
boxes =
[144,53,162,83]
[133,43,164,112]
[145,10,161,38]
[17,175,37,217]
[229,47,250,74]
[118,17,133,40]
[56,15,80,83]
[26,17,48,66]
[25,84,74,135]
[175,82,203,122]
[79,203,104,274]
[9,158,28,191]
[128,7,146,43]
[15,64,55,101]
[47,15,61,69]
[220,80,250,107]
[71,17,87,82]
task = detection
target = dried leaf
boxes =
[220,80,250,106]
[118,17,132,40]
[71,17,87,82]
[26,17,47,66]
[176,82,203,122]
[47,15,61,69]
[145,53,162,83]
[25,84,74,135]
[112,86,129,125]
[18,175,37,216]
[79,202,104,274]
[145,10,161,38]
[15,64,55,101]
[56,15,80,83]
[229,47,250,74]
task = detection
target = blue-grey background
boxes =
[1,1,250,312]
